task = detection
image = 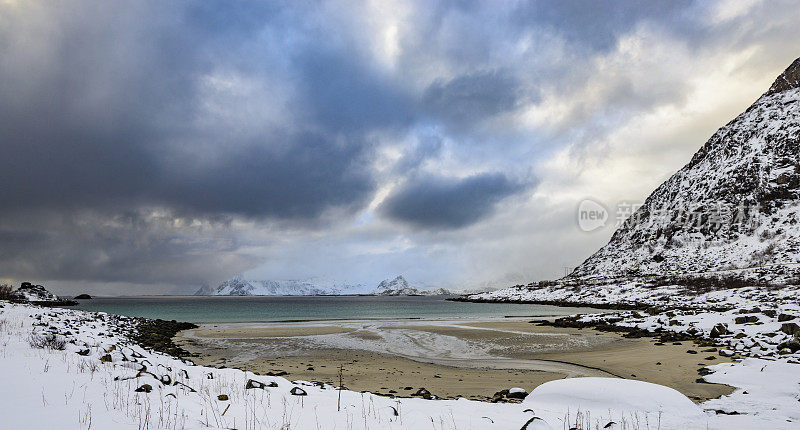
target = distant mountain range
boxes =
[193,274,367,296]
[195,274,454,296]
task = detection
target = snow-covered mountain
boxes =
[197,274,453,296]
[195,274,366,296]
[568,57,800,283]
[373,276,451,295]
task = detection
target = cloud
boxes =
[422,69,530,127]
[380,173,534,229]
[0,0,798,293]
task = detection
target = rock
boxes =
[763,310,777,318]
[780,323,800,336]
[719,349,734,357]
[507,387,528,399]
[734,333,747,339]
[709,323,728,338]
[778,314,797,322]
[686,350,698,354]
[290,387,307,396]
[777,340,800,353]
[135,384,152,393]
[217,394,229,401]
[246,379,267,390]
[734,315,759,324]
[100,354,113,363]
[74,294,92,300]
[77,349,90,356]
[412,388,432,399]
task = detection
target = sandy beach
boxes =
[176,318,734,402]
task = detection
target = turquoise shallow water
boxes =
[72,295,599,323]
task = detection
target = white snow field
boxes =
[1,301,799,429]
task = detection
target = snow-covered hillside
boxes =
[570,57,800,282]
[195,274,367,296]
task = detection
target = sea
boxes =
[72,295,600,324]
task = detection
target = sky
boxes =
[1,0,799,295]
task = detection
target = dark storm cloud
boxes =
[294,48,415,133]
[0,211,258,286]
[0,1,380,220]
[380,173,533,229]
[161,132,375,218]
[0,1,390,285]
[423,70,528,126]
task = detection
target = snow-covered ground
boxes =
[1,300,799,429]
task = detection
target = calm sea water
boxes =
[72,296,599,324]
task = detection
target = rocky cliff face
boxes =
[570,57,800,282]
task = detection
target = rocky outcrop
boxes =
[767,57,800,95]
[10,282,77,306]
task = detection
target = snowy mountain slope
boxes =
[569,57,800,281]
[376,275,411,292]
[373,275,452,295]
[195,274,367,296]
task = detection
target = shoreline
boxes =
[175,317,735,402]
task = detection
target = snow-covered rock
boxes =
[524,377,706,429]
[12,282,60,302]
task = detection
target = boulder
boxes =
[412,388,432,399]
[507,387,528,399]
[780,323,800,336]
[135,384,152,393]
[778,314,797,322]
[709,323,728,338]
[734,315,759,324]
[719,349,734,357]
[217,394,229,401]
[290,387,307,396]
[246,379,266,390]
[777,340,800,353]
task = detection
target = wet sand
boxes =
[176,319,734,402]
